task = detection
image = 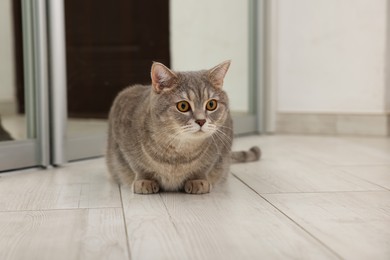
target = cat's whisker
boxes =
[215,132,232,148]
[213,134,231,153]
[213,130,232,152]
[217,125,233,131]
[210,134,220,155]
[179,123,195,130]
[215,128,232,141]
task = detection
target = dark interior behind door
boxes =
[64,0,170,118]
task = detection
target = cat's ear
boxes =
[151,62,178,93]
[208,60,231,89]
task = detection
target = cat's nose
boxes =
[195,119,206,127]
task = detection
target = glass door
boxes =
[0,0,50,171]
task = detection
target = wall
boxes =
[0,0,15,106]
[277,0,387,113]
[270,0,390,135]
[170,0,249,113]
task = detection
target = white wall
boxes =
[275,0,388,114]
[0,0,15,103]
[170,0,249,113]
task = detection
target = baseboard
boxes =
[276,112,390,136]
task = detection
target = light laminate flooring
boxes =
[0,135,389,260]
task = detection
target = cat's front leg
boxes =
[184,157,229,194]
[184,179,211,194]
[133,172,160,194]
[183,171,211,194]
[133,179,160,194]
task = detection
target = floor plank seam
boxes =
[336,169,390,191]
[159,193,181,235]
[231,173,344,260]
[118,185,132,260]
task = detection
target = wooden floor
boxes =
[0,135,389,260]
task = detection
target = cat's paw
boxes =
[133,180,160,194]
[184,179,210,194]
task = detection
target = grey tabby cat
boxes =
[106,61,260,194]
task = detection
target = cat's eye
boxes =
[206,99,218,111]
[177,101,191,112]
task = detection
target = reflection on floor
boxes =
[0,134,389,259]
[1,114,107,140]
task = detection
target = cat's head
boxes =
[149,61,231,140]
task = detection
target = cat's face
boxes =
[150,61,231,141]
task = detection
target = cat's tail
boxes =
[230,146,261,164]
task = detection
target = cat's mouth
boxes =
[196,127,214,136]
[186,128,208,137]
[181,124,214,137]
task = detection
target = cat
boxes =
[106,60,260,194]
